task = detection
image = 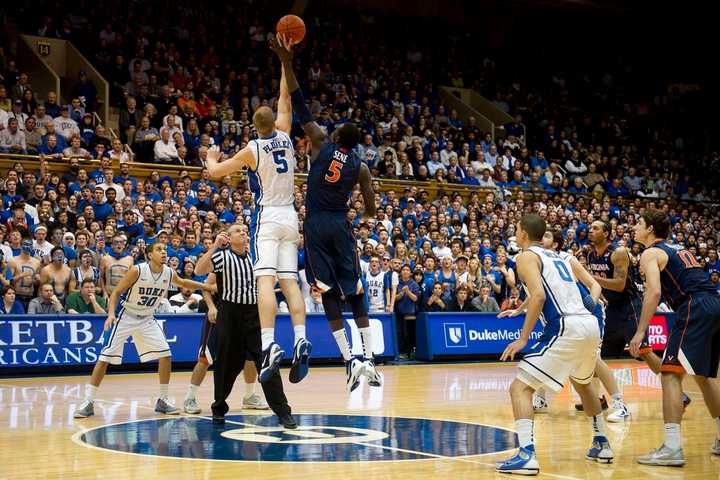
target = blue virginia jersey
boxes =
[306,143,362,215]
[652,241,716,309]
[588,244,640,306]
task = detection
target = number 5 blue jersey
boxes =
[247,130,295,208]
[306,143,362,215]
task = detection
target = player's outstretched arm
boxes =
[206,146,254,179]
[630,249,663,356]
[172,271,215,292]
[358,163,376,219]
[275,63,292,134]
[270,34,326,160]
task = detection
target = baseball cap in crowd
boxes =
[63,232,75,241]
[382,253,392,260]
[34,225,48,234]
[14,99,22,105]
[456,254,469,263]
[407,197,416,203]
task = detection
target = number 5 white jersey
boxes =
[527,245,590,328]
[247,130,295,207]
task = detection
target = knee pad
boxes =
[347,293,368,320]
[321,289,343,321]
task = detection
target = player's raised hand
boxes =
[214,231,229,248]
[206,145,222,164]
[500,338,527,361]
[269,33,293,62]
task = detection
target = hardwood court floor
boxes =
[1,361,719,479]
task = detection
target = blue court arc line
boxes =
[72,413,519,463]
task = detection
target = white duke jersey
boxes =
[121,263,173,316]
[527,246,591,332]
[366,270,386,311]
[248,130,295,207]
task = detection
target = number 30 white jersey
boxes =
[247,130,295,207]
[122,263,173,316]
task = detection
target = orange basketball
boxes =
[276,14,306,44]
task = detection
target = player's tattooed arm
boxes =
[594,247,629,292]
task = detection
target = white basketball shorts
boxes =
[249,205,299,279]
[98,309,171,365]
[518,314,601,393]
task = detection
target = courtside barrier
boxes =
[415,312,675,361]
[0,313,397,370]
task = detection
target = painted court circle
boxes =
[76,413,518,462]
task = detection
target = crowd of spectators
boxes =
[1,2,718,359]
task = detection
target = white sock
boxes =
[515,419,534,448]
[359,326,373,359]
[664,423,681,449]
[245,381,255,397]
[261,328,275,351]
[159,384,169,401]
[332,329,352,361]
[186,384,198,401]
[591,414,606,437]
[611,392,623,404]
[293,325,306,345]
[85,384,97,402]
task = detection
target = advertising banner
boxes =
[0,313,396,369]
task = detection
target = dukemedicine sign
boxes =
[415,312,674,360]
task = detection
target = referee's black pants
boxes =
[211,301,291,418]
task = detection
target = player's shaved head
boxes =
[336,122,360,149]
[253,106,275,136]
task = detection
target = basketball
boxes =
[276,14,306,44]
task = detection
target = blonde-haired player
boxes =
[205,34,310,385]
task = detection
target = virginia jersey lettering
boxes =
[122,263,173,316]
[587,244,639,304]
[247,130,295,207]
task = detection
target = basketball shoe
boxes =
[606,400,630,422]
[711,438,720,455]
[346,357,365,393]
[183,397,201,414]
[289,338,312,384]
[586,436,614,463]
[259,342,284,383]
[74,400,94,418]
[638,444,685,466]
[496,445,540,475]
[362,358,382,387]
[155,398,179,415]
[532,392,548,414]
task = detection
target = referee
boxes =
[195,224,296,428]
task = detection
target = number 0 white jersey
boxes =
[122,263,173,316]
[248,130,295,207]
[528,246,590,329]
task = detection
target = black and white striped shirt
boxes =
[211,248,256,304]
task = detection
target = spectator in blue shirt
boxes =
[91,186,113,222]
[0,286,25,314]
[394,264,420,358]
